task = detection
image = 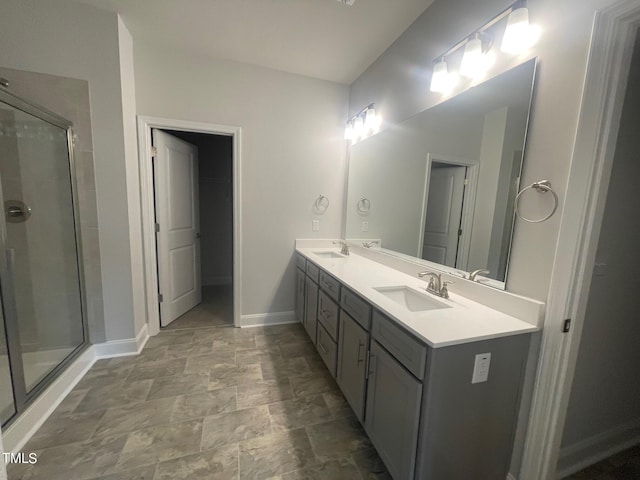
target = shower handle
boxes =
[4,200,31,223]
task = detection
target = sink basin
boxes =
[313,251,345,259]
[373,285,450,312]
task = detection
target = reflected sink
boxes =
[313,251,345,259]
[373,286,451,312]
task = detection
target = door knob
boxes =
[196,233,201,239]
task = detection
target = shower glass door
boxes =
[0,90,87,425]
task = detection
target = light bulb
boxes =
[430,59,450,93]
[460,37,483,78]
[353,116,364,140]
[344,123,353,140]
[501,7,540,54]
[364,108,377,130]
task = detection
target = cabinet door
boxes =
[295,269,306,324]
[365,341,422,480]
[304,277,318,344]
[337,311,369,421]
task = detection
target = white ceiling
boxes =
[75,0,434,84]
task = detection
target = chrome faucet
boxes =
[468,269,490,281]
[333,240,350,256]
[418,271,453,299]
[362,240,379,248]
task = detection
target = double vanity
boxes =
[294,244,539,480]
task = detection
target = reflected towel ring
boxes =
[314,195,330,213]
[514,180,559,223]
[357,197,371,215]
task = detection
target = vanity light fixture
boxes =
[501,6,540,54]
[344,104,382,144]
[430,1,539,94]
[430,58,457,93]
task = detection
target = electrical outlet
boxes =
[361,221,369,232]
[472,353,491,384]
[312,220,320,232]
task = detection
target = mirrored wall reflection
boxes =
[346,59,537,287]
[0,94,86,422]
[0,302,15,424]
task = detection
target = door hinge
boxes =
[458,228,463,236]
[464,178,469,186]
[562,318,571,333]
[154,223,160,233]
[158,293,164,303]
[151,146,158,157]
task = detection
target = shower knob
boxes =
[4,200,31,223]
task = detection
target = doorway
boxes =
[152,129,234,330]
[555,26,640,479]
[421,162,467,266]
[419,154,478,271]
[137,117,241,336]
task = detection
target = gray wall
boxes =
[134,40,349,319]
[348,0,619,301]
[558,28,640,471]
[0,0,145,341]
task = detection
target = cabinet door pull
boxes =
[318,342,328,354]
[357,340,365,365]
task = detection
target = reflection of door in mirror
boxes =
[421,163,467,267]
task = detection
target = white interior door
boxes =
[422,165,466,266]
[153,129,201,327]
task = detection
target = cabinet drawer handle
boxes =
[319,342,328,354]
[357,341,365,365]
[322,280,335,290]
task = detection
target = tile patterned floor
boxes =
[562,444,640,480]
[8,322,390,480]
[164,285,234,330]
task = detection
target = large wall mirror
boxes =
[345,58,537,288]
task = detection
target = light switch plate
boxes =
[472,353,491,384]
[312,220,320,232]
[361,222,369,232]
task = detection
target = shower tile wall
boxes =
[0,67,105,344]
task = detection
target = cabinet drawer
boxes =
[372,310,427,380]
[306,261,320,283]
[317,322,337,377]
[318,270,341,301]
[295,253,306,271]
[318,290,339,340]
[340,288,371,330]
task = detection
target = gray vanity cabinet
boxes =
[336,310,369,421]
[365,340,422,480]
[304,276,318,344]
[295,268,306,324]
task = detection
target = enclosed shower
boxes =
[0,85,88,427]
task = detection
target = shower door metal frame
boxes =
[0,87,90,425]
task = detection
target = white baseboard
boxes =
[2,325,149,454]
[2,347,96,453]
[240,311,296,328]
[93,323,149,358]
[556,419,640,478]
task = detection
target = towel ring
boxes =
[514,180,559,223]
[357,197,371,215]
[314,195,330,213]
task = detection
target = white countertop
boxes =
[297,247,538,348]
